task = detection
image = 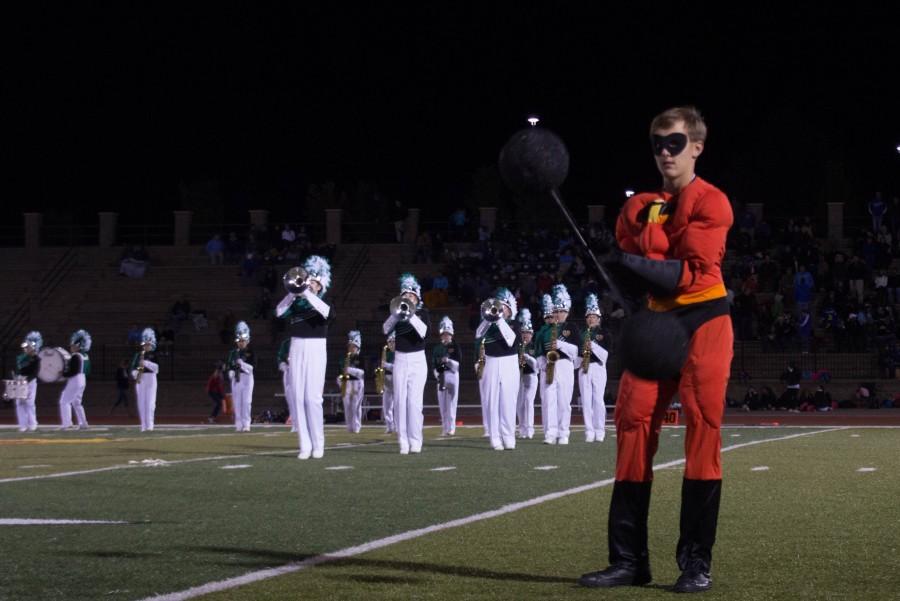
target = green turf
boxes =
[2,426,892,600]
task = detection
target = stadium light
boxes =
[527,115,540,127]
[625,189,635,198]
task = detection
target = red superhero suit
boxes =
[597,175,734,588]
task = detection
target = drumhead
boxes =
[37,347,71,383]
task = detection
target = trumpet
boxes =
[340,351,354,400]
[283,266,310,294]
[389,295,417,320]
[582,330,592,375]
[481,298,504,321]
[135,348,146,384]
[475,338,486,380]
[438,356,448,391]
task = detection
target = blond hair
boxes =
[650,106,707,143]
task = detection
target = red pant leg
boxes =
[615,371,678,482]
[679,315,733,480]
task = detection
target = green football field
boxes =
[1,424,898,600]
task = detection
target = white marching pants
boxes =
[382,375,395,433]
[231,374,254,432]
[15,380,38,432]
[578,362,607,441]
[136,374,158,432]
[393,350,427,454]
[478,355,520,449]
[59,374,88,428]
[540,359,574,442]
[342,380,365,433]
[436,371,459,435]
[283,369,297,431]
[290,337,327,457]
[517,373,538,438]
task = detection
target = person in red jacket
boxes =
[579,106,733,593]
[206,363,225,424]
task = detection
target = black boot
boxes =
[673,479,721,593]
[578,481,653,588]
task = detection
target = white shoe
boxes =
[543,438,556,445]
[448,429,456,436]
[585,433,596,443]
[297,451,311,460]
[410,447,422,454]
[312,449,324,459]
[493,445,504,451]
[558,437,569,445]
[399,447,410,455]
[18,428,26,433]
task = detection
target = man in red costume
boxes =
[579,106,733,593]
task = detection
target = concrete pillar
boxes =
[587,205,606,224]
[479,207,498,234]
[747,202,764,224]
[174,211,193,247]
[24,213,42,252]
[98,212,118,247]
[325,209,342,245]
[827,202,844,241]
[248,209,269,230]
[404,208,420,244]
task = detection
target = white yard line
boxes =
[140,427,844,601]
[0,440,388,485]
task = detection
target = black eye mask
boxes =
[651,133,688,157]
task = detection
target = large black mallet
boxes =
[498,125,689,380]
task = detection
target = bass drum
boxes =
[37,347,71,383]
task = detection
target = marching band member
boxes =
[381,333,396,433]
[276,255,334,459]
[516,309,538,439]
[276,338,298,432]
[577,294,609,443]
[382,273,430,455]
[534,284,580,445]
[226,321,255,432]
[475,288,521,451]
[60,329,92,430]
[432,316,461,436]
[14,331,42,432]
[131,328,160,432]
[337,330,365,434]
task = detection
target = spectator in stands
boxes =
[253,288,273,319]
[170,295,191,331]
[450,208,467,241]
[869,191,887,233]
[225,232,243,263]
[127,324,142,345]
[793,265,814,312]
[414,231,432,263]
[240,252,260,286]
[206,234,225,265]
[391,200,407,242]
[119,245,149,278]
[797,309,812,353]
[207,362,225,423]
[432,232,446,262]
[282,223,297,244]
[432,271,449,306]
[778,361,802,411]
[847,254,868,304]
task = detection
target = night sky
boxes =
[7,5,899,228]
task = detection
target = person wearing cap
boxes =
[60,329,92,430]
[432,316,462,436]
[577,294,609,443]
[475,288,522,450]
[382,273,431,454]
[337,330,365,433]
[276,338,298,432]
[382,333,396,433]
[14,331,42,432]
[226,321,256,432]
[276,254,335,459]
[131,328,160,432]
[533,284,580,445]
[516,309,538,439]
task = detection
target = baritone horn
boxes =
[389,296,417,320]
[283,266,310,294]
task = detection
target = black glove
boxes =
[599,248,682,299]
